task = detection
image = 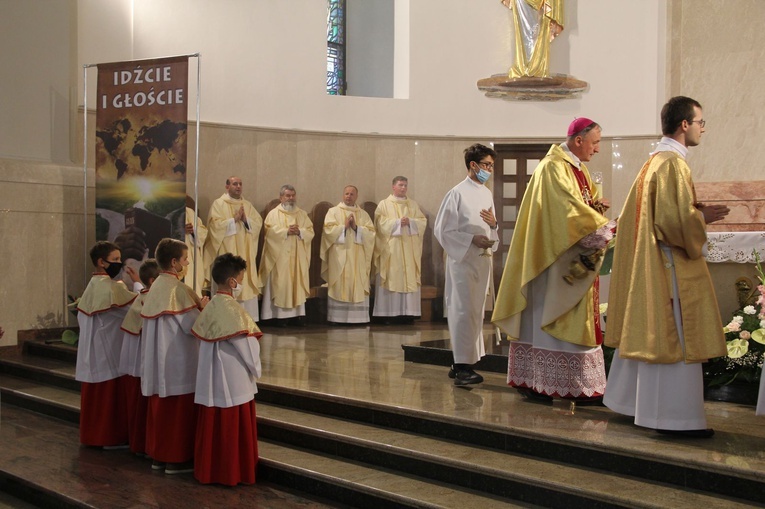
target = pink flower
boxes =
[740,330,751,340]
[727,321,741,332]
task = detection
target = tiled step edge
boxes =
[401,344,507,373]
[22,340,78,364]
[258,440,535,509]
[0,377,80,425]
[0,471,92,509]
[0,357,79,392]
[258,404,757,509]
[256,384,765,505]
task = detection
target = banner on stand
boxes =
[94,56,189,272]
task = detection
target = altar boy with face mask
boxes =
[193,253,262,485]
[76,241,137,447]
[141,238,209,474]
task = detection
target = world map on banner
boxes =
[96,116,187,181]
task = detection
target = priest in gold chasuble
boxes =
[492,118,612,401]
[604,97,729,437]
[205,177,263,320]
[259,185,315,322]
[321,185,376,324]
[372,176,427,323]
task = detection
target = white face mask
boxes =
[231,281,243,298]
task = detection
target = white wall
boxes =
[78,0,667,138]
[1,0,77,162]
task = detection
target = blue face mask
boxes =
[474,166,491,184]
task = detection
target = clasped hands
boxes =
[345,214,357,232]
[234,205,247,223]
[287,224,301,236]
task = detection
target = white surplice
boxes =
[434,177,498,365]
[76,307,129,383]
[195,335,261,408]
[140,311,200,397]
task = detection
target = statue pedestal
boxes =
[476,73,588,101]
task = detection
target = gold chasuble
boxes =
[77,275,137,316]
[205,194,263,299]
[605,152,726,363]
[140,272,202,319]
[192,293,262,342]
[184,207,208,295]
[373,195,427,293]
[260,205,315,309]
[492,144,608,347]
[320,203,376,303]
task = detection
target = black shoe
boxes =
[657,428,715,438]
[449,364,470,379]
[453,368,483,386]
[562,396,604,407]
[287,317,307,327]
[516,387,554,402]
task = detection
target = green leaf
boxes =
[751,329,765,345]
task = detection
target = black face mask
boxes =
[104,260,123,279]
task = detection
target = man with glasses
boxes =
[493,118,613,402]
[434,144,499,386]
[604,96,729,437]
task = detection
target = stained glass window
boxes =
[327,0,346,95]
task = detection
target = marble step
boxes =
[0,375,754,509]
[401,337,507,374]
[0,374,79,424]
[0,377,534,509]
[0,352,78,392]
[21,339,77,364]
[257,403,754,509]
[0,404,345,509]
[259,440,539,509]
[2,348,764,506]
[254,385,765,506]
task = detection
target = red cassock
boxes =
[191,292,263,486]
[122,374,148,454]
[145,393,197,463]
[79,376,129,446]
[194,400,258,486]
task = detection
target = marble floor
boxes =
[256,322,765,480]
[1,321,764,508]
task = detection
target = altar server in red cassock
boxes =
[118,258,159,455]
[141,238,208,473]
[193,253,262,485]
[76,241,137,446]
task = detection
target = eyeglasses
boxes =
[690,119,706,128]
[476,161,494,170]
